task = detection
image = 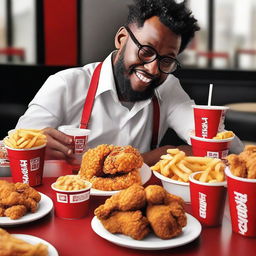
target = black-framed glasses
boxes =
[125,26,181,74]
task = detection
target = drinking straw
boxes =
[208,83,213,106]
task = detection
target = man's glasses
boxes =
[125,26,181,74]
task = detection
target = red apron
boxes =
[80,63,160,150]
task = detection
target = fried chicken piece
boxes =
[0,192,25,207]
[23,198,38,213]
[79,144,115,180]
[14,183,41,202]
[99,210,150,240]
[0,228,48,256]
[4,205,27,220]
[226,154,247,178]
[239,148,256,179]
[146,204,184,239]
[103,145,143,175]
[145,185,185,206]
[94,184,146,219]
[90,169,141,191]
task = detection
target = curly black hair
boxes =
[126,0,200,53]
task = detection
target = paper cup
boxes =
[192,105,229,139]
[58,125,90,166]
[225,167,256,237]
[189,171,227,227]
[5,144,46,186]
[51,180,92,219]
[190,135,234,159]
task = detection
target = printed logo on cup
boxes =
[57,193,68,203]
[30,157,40,171]
[74,138,86,154]
[207,151,219,158]
[221,150,229,159]
[70,192,90,203]
[201,117,208,138]
[20,160,29,184]
[234,191,248,235]
[199,192,207,219]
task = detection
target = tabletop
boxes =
[1,162,255,256]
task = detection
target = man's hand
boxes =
[42,127,75,161]
[142,145,192,166]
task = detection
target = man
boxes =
[16,0,242,166]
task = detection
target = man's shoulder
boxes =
[53,62,100,80]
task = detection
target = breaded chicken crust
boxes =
[94,184,146,219]
[90,169,141,191]
[103,145,143,174]
[99,210,150,240]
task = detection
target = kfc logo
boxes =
[199,192,207,218]
[234,191,248,235]
[201,117,208,138]
[20,160,29,184]
[207,151,219,158]
[70,192,89,203]
[57,193,68,203]
[30,157,40,171]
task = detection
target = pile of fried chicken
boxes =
[79,144,143,190]
[0,181,41,220]
[226,145,256,179]
[0,228,48,256]
[94,184,187,240]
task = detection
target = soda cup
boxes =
[192,105,229,139]
[58,125,90,166]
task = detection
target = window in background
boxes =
[180,0,256,70]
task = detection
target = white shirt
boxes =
[16,52,243,153]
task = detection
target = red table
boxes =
[1,161,255,256]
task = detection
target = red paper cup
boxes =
[5,144,46,187]
[58,126,90,166]
[225,167,256,237]
[189,171,227,227]
[192,105,229,139]
[51,179,92,219]
[190,135,234,159]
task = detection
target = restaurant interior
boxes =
[0,1,256,255]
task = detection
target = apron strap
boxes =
[80,61,160,150]
[80,62,103,129]
[151,95,160,150]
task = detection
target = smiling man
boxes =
[16,0,204,165]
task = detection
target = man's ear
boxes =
[115,26,128,49]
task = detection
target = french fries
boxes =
[151,148,225,183]
[213,130,234,139]
[3,129,47,149]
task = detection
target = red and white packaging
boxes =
[192,105,229,139]
[58,126,90,166]
[190,135,234,159]
[189,171,227,227]
[51,180,92,219]
[225,167,256,237]
[5,144,46,187]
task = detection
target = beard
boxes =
[113,49,162,102]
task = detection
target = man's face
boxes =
[113,16,181,102]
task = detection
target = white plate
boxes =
[90,163,152,196]
[0,193,53,226]
[91,213,201,250]
[13,234,58,256]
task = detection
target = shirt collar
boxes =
[95,51,119,102]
